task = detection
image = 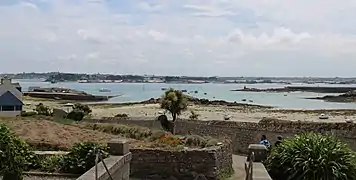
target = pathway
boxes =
[228,155,247,180]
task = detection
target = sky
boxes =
[1,0,356,77]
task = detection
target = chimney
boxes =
[1,76,11,85]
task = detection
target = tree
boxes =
[160,88,188,134]
[266,132,356,180]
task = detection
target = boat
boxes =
[50,80,57,84]
[181,89,188,92]
[194,91,198,93]
[99,88,111,92]
[161,88,167,91]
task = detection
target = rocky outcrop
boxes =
[309,90,356,102]
[232,86,356,93]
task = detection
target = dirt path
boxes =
[228,155,247,180]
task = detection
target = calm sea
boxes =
[14,79,356,110]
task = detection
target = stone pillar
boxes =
[247,144,268,162]
[107,139,131,180]
[107,139,129,156]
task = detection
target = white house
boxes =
[0,77,23,117]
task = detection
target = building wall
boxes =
[0,111,21,117]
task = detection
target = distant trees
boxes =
[160,88,188,134]
[266,133,356,180]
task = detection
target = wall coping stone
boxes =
[252,162,272,180]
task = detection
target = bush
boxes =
[66,110,85,121]
[189,110,200,120]
[61,142,108,174]
[73,103,92,115]
[20,111,38,117]
[0,124,35,179]
[34,103,51,116]
[266,133,356,180]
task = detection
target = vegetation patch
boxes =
[266,132,356,180]
[80,123,221,149]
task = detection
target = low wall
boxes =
[87,117,356,154]
[130,144,232,180]
[77,139,131,180]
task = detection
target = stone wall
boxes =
[129,144,232,180]
[86,117,356,154]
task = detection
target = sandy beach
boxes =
[22,96,356,123]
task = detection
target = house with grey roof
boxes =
[0,77,23,117]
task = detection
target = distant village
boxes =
[2,72,356,84]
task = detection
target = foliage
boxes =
[73,103,92,115]
[61,142,108,174]
[185,135,219,148]
[34,103,51,116]
[0,124,34,179]
[86,123,152,140]
[20,111,37,117]
[83,123,220,148]
[39,155,64,172]
[66,110,85,121]
[160,88,188,122]
[266,133,356,180]
[189,110,200,120]
[154,133,182,147]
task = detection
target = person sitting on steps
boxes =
[259,134,271,148]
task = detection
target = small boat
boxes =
[161,88,167,91]
[50,80,57,84]
[181,89,188,92]
[204,93,207,95]
[99,88,111,92]
[194,91,198,93]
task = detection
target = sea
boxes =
[14,79,356,110]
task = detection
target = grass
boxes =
[0,118,115,150]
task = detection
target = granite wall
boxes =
[129,144,232,180]
[86,117,356,154]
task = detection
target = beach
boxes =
[23,96,356,123]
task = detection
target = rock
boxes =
[52,108,67,119]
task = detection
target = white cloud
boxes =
[0,0,356,76]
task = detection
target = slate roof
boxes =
[0,91,23,106]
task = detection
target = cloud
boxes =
[1,0,356,76]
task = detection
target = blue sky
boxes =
[1,0,356,76]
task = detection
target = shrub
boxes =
[34,103,51,116]
[0,124,34,179]
[20,111,38,117]
[39,155,64,172]
[266,133,356,180]
[155,134,182,147]
[66,110,85,121]
[185,135,207,147]
[73,103,92,115]
[61,142,108,174]
[189,110,200,120]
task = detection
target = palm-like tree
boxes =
[160,88,188,134]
